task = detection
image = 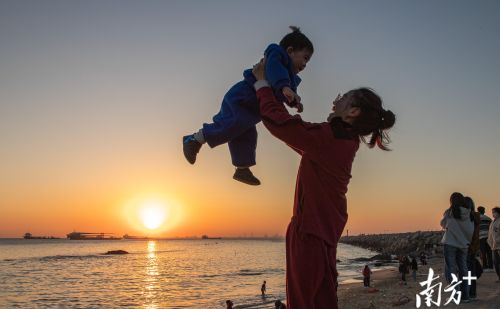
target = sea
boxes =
[0,239,386,308]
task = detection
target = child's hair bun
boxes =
[289,26,301,33]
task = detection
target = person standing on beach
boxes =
[478,206,493,269]
[251,60,396,309]
[399,256,409,285]
[411,257,418,281]
[362,265,372,287]
[420,252,427,266]
[465,196,481,299]
[487,207,500,281]
[440,192,474,303]
[261,280,267,296]
[226,300,233,309]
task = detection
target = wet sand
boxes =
[337,257,500,309]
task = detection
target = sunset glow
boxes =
[122,195,183,235]
[139,202,168,230]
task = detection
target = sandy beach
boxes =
[337,256,500,309]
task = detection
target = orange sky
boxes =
[2,127,498,238]
[1,1,499,238]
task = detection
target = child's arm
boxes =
[264,44,301,109]
[256,83,319,155]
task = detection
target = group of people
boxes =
[396,256,420,285]
[440,192,500,303]
[185,26,395,309]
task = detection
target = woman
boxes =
[440,192,474,303]
[465,196,481,299]
[252,60,395,308]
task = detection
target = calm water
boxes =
[0,239,378,308]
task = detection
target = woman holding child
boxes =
[252,60,395,308]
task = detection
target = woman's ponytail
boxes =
[347,88,396,151]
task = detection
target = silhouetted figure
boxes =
[399,256,410,285]
[411,257,418,281]
[419,252,427,265]
[362,265,372,287]
[252,60,396,308]
[465,196,481,299]
[261,280,267,296]
[182,27,314,186]
[275,299,286,309]
[487,207,500,281]
[440,192,474,302]
[478,206,494,269]
[226,300,233,309]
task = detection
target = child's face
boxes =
[287,48,312,74]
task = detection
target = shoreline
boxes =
[337,256,500,309]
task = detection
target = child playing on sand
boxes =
[362,265,372,287]
[183,26,313,185]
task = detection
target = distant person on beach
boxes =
[440,192,474,303]
[465,196,481,299]
[478,206,494,269]
[251,60,396,308]
[419,252,427,266]
[411,257,418,281]
[226,299,233,309]
[487,207,500,281]
[261,280,267,296]
[183,26,313,186]
[399,256,409,285]
[362,265,372,287]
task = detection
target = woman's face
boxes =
[327,93,356,122]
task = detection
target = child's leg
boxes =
[183,89,259,165]
[228,125,257,168]
[229,126,260,185]
[202,99,260,149]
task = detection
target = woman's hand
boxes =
[252,58,266,81]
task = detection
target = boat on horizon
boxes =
[23,233,60,239]
[66,232,122,240]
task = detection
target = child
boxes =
[183,26,313,185]
[261,280,267,296]
[362,265,372,287]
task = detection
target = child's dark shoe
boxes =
[183,134,202,164]
[233,168,261,186]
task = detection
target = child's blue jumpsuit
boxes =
[202,44,302,167]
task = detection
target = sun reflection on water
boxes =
[143,241,159,309]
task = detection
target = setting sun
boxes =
[123,195,184,235]
[139,202,168,230]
